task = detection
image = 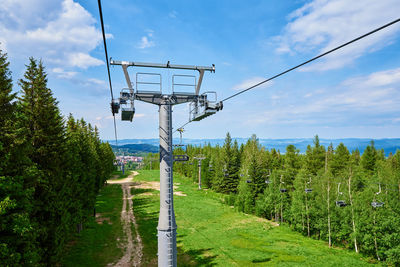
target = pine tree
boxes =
[361,141,378,173]
[18,58,68,264]
[0,50,38,265]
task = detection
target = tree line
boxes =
[170,132,400,265]
[0,50,115,265]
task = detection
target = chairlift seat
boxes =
[280,189,287,193]
[173,154,189,162]
[371,201,384,208]
[336,200,347,207]
[305,189,313,193]
[121,107,135,121]
[246,180,252,183]
[192,109,217,121]
[111,101,120,114]
[121,92,131,98]
[265,180,271,184]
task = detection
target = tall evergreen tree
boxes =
[361,141,378,173]
[18,58,68,263]
[0,49,39,266]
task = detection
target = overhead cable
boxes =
[174,17,400,132]
[222,17,400,102]
[97,0,118,146]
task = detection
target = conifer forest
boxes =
[172,133,400,265]
[0,49,115,265]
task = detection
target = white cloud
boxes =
[68,53,103,69]
[137,30,155,49]
[304,93,313,98]
[86,78,106,86]
[232,77,273,91]
[169,10,178,19]
[343,68,400,88]
[52,67,77,78]
[275,0,400,71]
[245,67,400,126]
[138,36,154,49]
[0,0,105,69]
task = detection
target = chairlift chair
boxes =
[189,92,223,122]
[336,200,347,207]
[111,99,120,114]
[279,175,286,192]
[119,89,135,121]
[305,177,312,193]
[265,179,271,184]
[121,107,135,121]
[246,180,252,183]
[335,182,347,207]
[173,127,189,160]
[371,201,384,208]
[208,163,214,171]
[371,183,384,208]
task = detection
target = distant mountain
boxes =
[111,143,159,154]
[106,138,400,156]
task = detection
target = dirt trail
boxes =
[107,171,143,267]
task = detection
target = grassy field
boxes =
[132,170,379,266]
[61,184,124,266]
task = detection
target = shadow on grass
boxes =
[177,237,217,266]
[132,188,217,266]
[252,257,272,263]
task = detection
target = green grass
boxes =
[61,184,124,267]
[132,170,380,266]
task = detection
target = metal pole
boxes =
[158,101,177,267]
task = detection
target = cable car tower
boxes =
[110,59,222,267]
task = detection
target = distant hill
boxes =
[106,138,400,156]
[111,143,159,154]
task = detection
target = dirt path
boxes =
[107,171,143,267]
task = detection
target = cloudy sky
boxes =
[1,0,400,140]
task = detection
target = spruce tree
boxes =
[18,58,68,264]
[0,50,38,265]
[361,141,378,173]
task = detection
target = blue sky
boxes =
[1,0,400,140]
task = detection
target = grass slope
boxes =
[61,184,124,266]
[133,170,379,266]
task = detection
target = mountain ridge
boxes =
[107,138,400,156]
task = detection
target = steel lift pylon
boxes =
[110,60,222,267]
